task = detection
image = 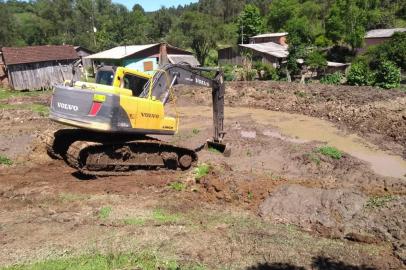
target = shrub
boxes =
[347,61,375,86]
[98,206,112,219]
[317,146,343,160]
[374,61,401,89]
[366,195,396,208]
[254,61,279,81]
[222,64,235,81]
[234,67,257,81]
[0,155,12,166]
[320,72,344,85]
[194,163,210,181]
[168,182,186,191]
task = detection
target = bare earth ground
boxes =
[0,83,405,269]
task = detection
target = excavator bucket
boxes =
[205,140,231,157]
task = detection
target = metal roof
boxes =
[1,45,78,65]
[365,28,406,38]
[251,32,288,39]
[167,54,200,66]
[240,42,289,58]
[327,61,349,67]
[85,44,159,59]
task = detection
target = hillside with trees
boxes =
[0,0,405,87]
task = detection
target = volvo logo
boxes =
[57,102,79,112]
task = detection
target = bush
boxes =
[320,72,343,85]
[347,61,375,86]
[253,61,279,81]
[234,67,257,81]
[374,61,401,89]
[364,32,406,70]
[317,146,343,160]
[222,64,236,81]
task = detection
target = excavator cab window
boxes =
[123,73,148,97]
[96,70,114,86]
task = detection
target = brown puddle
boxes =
[179,106,406,179]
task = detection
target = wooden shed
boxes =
[0,51,9,88]
[218,42,289,67]
[1,45,81,91]
[74,46,94,70]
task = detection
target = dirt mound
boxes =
[176,81,406,156]
[258,185,367,236]
[259,184,406,264]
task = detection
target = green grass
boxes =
[194,164,210,181]
[0,103,49,116]
[59,193,89,202]
[98,206,112,220]
[168,181,187,191]
[0,88,50,100]
[2,251,201,270]
[0,155,13,166]
[29,104,49,116]
[152,208,180,224]
[122,217,146,226]
[207,147,221,154]
[192,128,200,135]
[366,195,396,209]
[317,146,343,160]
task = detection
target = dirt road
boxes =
[0,84,405,269]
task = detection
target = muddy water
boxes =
[179,106,406,179]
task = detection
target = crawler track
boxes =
[46,129,198,176]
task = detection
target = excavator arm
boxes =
[141,64,228,153]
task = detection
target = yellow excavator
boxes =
[46,64,229,176]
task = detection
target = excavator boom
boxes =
[141,64,226,144]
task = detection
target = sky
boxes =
[113,0,199,12]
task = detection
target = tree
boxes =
[178,11,219,65]
[365,32,406,70]
[325,0,366,51]
[150,8,174,41]
[0,1,17,47]
[237,4,265,44]
[306,50,327,76]
[284,33,306,82]
[375,61,401,89]
[267,0,300,31]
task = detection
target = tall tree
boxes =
[178,11,219,65]
[267,0,300,31]
[0,1,16,47]
[325,0,366,51]
[237,4,265,44]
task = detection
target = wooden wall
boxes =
[7,60,81,91]
[218,47,281,67]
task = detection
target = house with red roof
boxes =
[1,45,81,91]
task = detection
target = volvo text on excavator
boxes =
[46,64,229,176]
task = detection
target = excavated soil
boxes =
[0,84,405,269]
[176,81,406,157]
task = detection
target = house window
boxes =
[123,74,148,97]
[143,61,154,72]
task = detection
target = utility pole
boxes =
[91,0,97,47]
[241,24,244,44]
